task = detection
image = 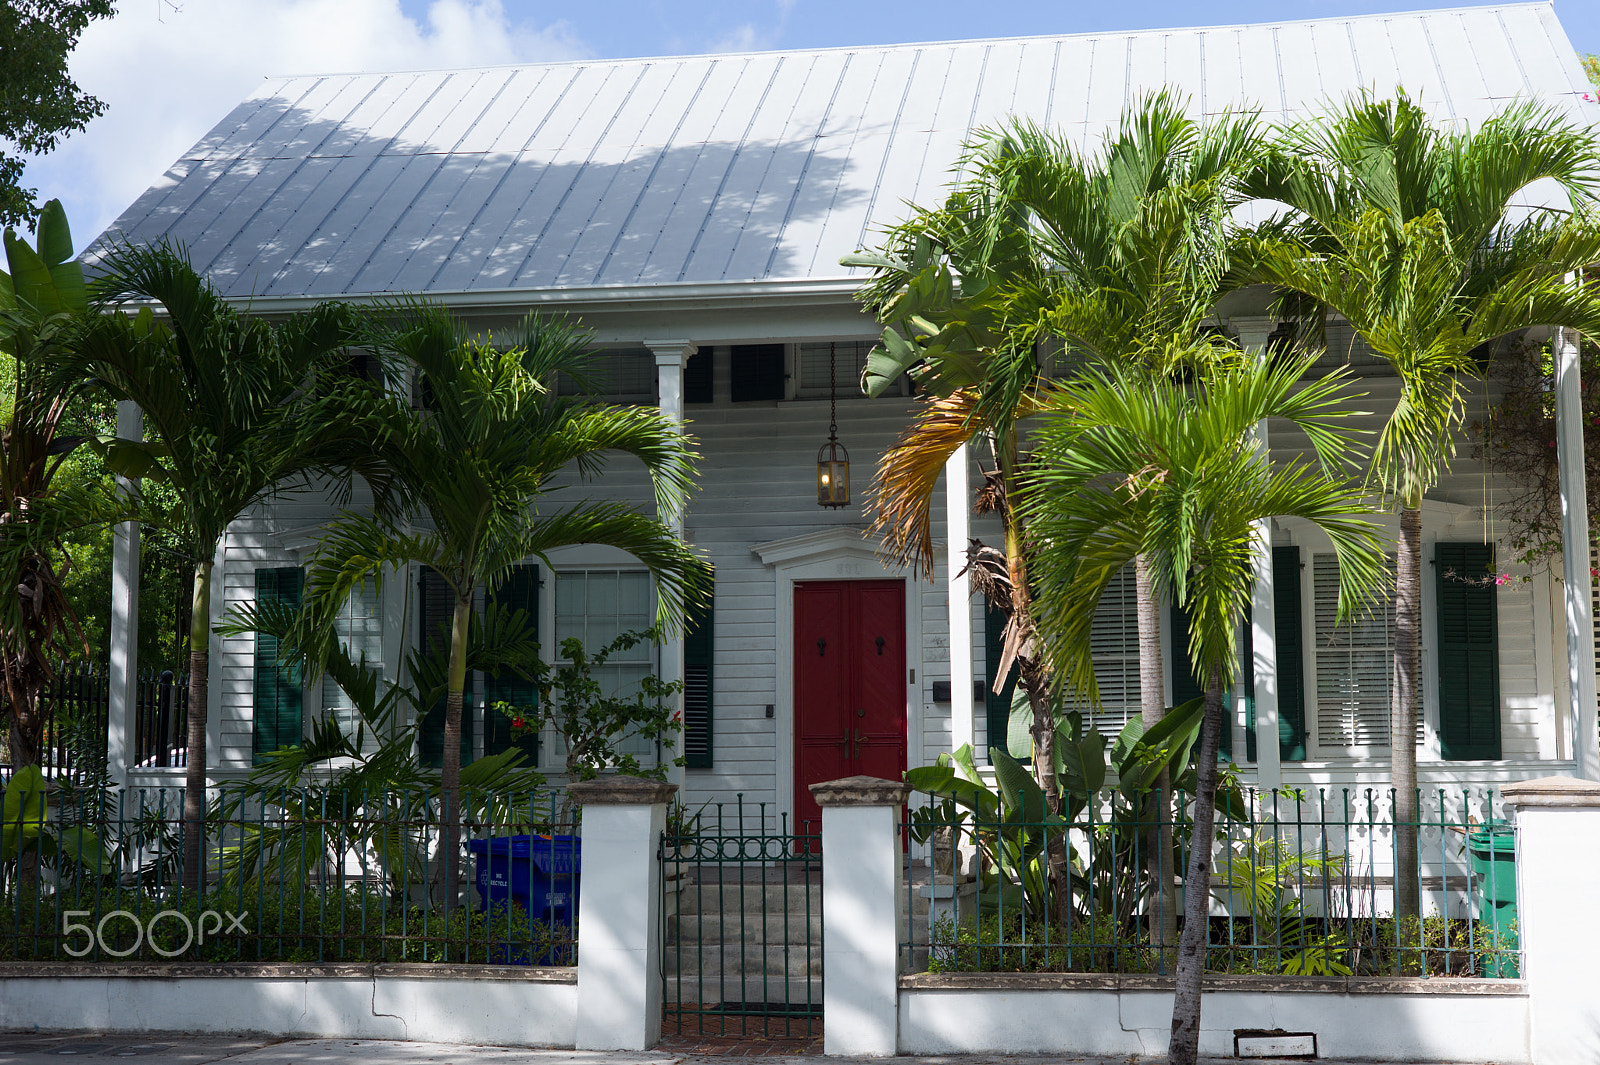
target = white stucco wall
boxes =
[0,968,577,1047]
[898,982,1530,1062]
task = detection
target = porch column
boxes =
[651,341,696,789]
[813,775,909,1056]
[1504,776,1600,1065]
[1552,325,1598,779]
[1232,317,1281,789]
[570,775,676,1051]
[106,400,142,787]
[944,445,973,754]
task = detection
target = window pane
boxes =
[1313,552,1405,751]
[555,570,658,761]
[323,578,381,736]
[1059,563,1141,735]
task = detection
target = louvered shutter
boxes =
[984,599,1020,761]
[730,344,786,401]
[1273,546,1308,761]
[683,578,715,768]
[418,567,472,768]
[1055,564,1142,734]
[252,567,304,764]
[1436,543,1501,760]
[483,565,541,762]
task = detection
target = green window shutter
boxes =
[483,565,541,763]
[1169,601,1229,759]
[683,576,715,769]
[1436,543,1501,760]
[984,600,1020,762]
[1273,545,1307,762]
[417,567,472,768]
[252,567,304,764]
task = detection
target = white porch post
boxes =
[1553,325,1598,779]
[814,775,909,1056]
[1504,777,1600,1065]
[106,400,142,787]
[569,775,675,1051]
[944,445,973,754]
[650,341,695,790]
[1231,317,1281,789]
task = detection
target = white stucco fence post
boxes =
[1504,776,1600,1065]
[812,774,909,1057]
[569,775,675,1051]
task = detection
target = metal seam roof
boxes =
[89,2,1600,303]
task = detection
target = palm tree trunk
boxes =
[1391,505,1422,944]
[432,593,473,920]
[996,432,1073,928]
[1168,668,1225,1065]
[182,556,213,896]
[1135,553,1176,968]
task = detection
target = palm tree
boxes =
[1020,349,1388,1065]
[848,92,1263,942]
[67,243,381,893]
[1242,91,1600,922]
[300,302,707,917]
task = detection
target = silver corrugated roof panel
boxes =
[89,2,1600,301]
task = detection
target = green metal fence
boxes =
[1,783,577,965]
[660,797,821,1041]
[902,787,1519,979]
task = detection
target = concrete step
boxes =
[665,943,824,979]
[662,974,824,1008]
[672,881,822,915]
[670,911,822,944]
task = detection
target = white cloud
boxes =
[20,0,588,248]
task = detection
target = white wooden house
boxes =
[91,2,1600,823]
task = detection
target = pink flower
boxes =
[1494,573,1513,586]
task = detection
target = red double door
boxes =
[793,580,907,833]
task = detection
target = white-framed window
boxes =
[1312,552,1410,753]
[323,577,383,737]
[554,569,657,760]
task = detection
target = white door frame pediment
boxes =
[752,526,921,834]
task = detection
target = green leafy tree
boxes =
[1242,91,1600,924]
[0,2,116,226]
[300,302,707,917]
[0,199,118,771]
[1021,350,1388,1065]
[64,243,384,893]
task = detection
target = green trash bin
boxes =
[1467,824,1519,977]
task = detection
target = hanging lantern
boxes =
[817,341,850,508]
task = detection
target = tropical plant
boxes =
[0,763,108,889]
[1020,350,1389,1065]
[0,200,117,774]
[847,92,1265,943]
[513,627,685,787]
[61,243,385,893]
[296,302,707,917]
[1241,90,1600,926]
[1213,836,1349,976]
[215,588,549,894]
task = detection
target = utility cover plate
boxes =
[1234,1029,1317,1058]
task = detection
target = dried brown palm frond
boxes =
[870,387,1046,579]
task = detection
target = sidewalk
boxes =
[0,1034,1500,1065]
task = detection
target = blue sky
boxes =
[18,1,1600,250]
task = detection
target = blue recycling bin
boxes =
[466,834,581,963]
